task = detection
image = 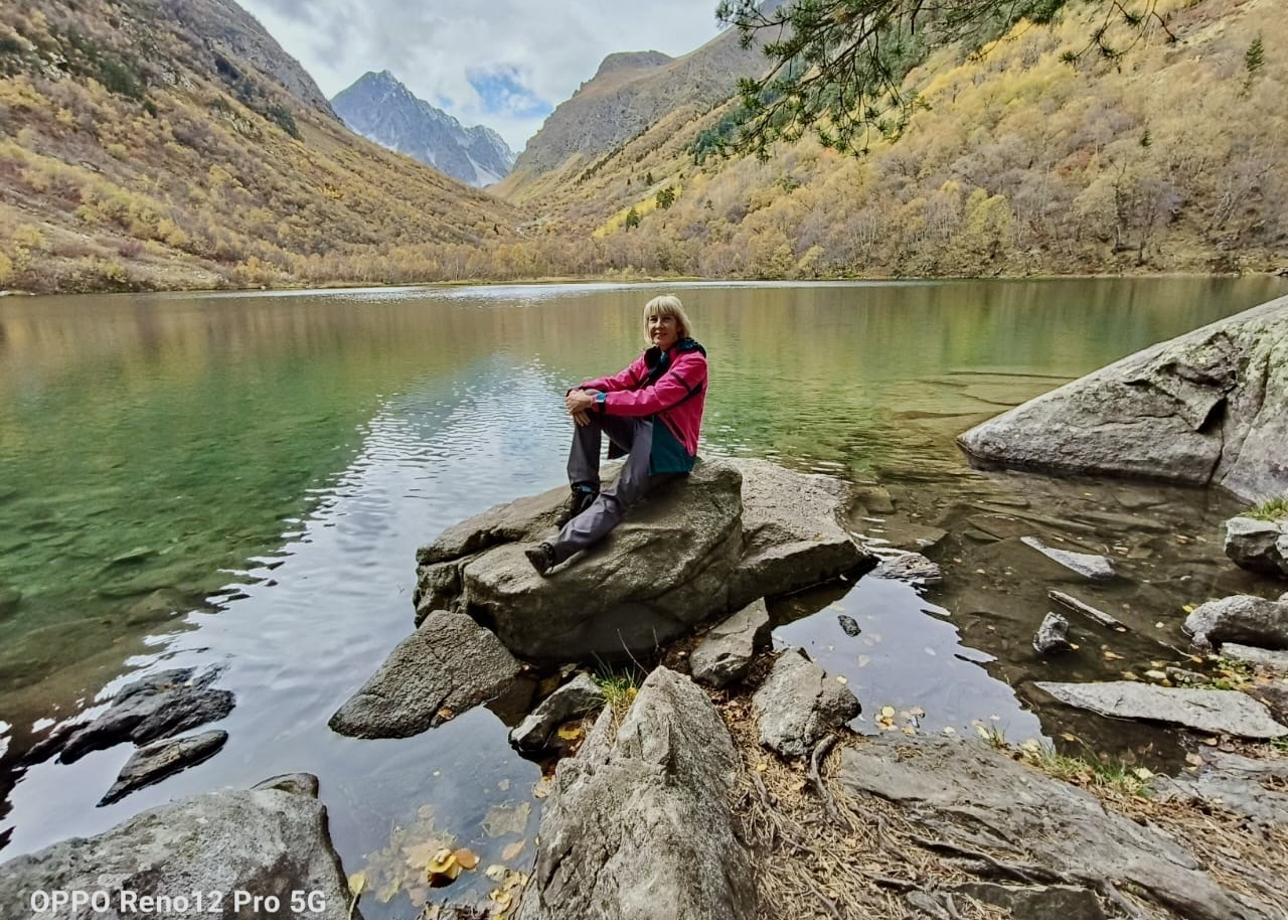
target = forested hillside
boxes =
[0,0,522,293]
[506,0,1286,278]
[0,0,1283,292]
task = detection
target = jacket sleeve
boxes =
[577,355,647,393]
[604,352,707,417]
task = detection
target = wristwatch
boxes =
[595,391,607,409]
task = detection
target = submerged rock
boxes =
[837,614,861,637]
[0,778,355,920]
[509,673,604,752]
[689,597,770,688]
[841,736,1269,920]
[99,730,227,806]
[1184,594,1288,650]
[34,667,234,765]
[1224,515,1288,577]
[1035,680,1288,739]
[753,648,860,757]
[1033,612,1073,655]
[330,610,530,739]
[871,551,942,586]
[515,667,754,920]
[957,294,1288,502]
[415,459,868,662]
[1019,537,1116,581]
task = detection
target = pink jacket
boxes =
[578,339,708,456]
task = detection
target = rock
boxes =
[753,649,860,757]
[837,614,861,637]
[329,610,530,739]
[252,772,320,797]
[1244,679,1288,723]
[853,483,895,513]
[1184,594,1288,650]
[1152,751,1288,825]
[1224,516,1288,577]
[1033,612,1072,655]
[99,730,228,806]
[871,552,942,586]
[1035,680,1288,739]
[726,458,870,611]
[509,673,605,752]
[55,668,233,764]
[1019,537,1115,580]
[415,459,868,661]
[1220,643,1288,672]
[947,883,1107,920]
[1049,589,1128,630]
[841,736,1269,920]
[0,780,355,920]
[515,667,754,920]
[689,598,770,688]
[957,294,1288,502]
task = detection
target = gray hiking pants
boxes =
[552,414,660,563]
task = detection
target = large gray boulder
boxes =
[1224,515,1288,577]
[689,597,770,688]
[415,459,867,661]
[753,648,860,757]
[329,610,530,739]
[1184,594,1288,650]
[0,778,357,920]
[958,295,1288,502]
[515,667,754,920]
[841,736,1270,920]
[1035,680,1288,739]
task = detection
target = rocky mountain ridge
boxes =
[331,70,514,188]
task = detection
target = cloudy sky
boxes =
[238,1,730,153]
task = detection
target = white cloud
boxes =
[238,1,729,152]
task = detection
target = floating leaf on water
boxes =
[1182,604,1196,613]
[436,707,455,722]
[835,675,848,685]
[880,706,895,719]
[501,839,526,861]
[427,848,456,876]
[453,848,480,871]
[497,778,510,792]
[347,873,366,897]
[486,864,509,882]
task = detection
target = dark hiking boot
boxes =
[525,542,557,576]
[556,487,599,527]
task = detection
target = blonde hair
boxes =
[642,295,694,344]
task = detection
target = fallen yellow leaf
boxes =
[556,724,584,741]
[453,848,480,870]
[347,872,366,897]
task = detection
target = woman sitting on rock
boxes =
[526,295,708,575]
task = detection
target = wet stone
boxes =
[837,614,861,637]
[1032,612,1072,656]
[99,730,228,806]
[509,673,605,752]
[1020,537,1116,581]
[753,649,860,758]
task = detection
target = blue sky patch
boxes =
[466,66,551,119]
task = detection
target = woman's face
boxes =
[647,312,680,351]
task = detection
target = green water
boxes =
[0,277,1284,900]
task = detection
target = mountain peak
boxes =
[331,72,514,188]
[593,50,673,80]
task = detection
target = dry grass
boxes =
[719,697,1008,920]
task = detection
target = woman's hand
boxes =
[565,389,599,415]
[571,410,590,427]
